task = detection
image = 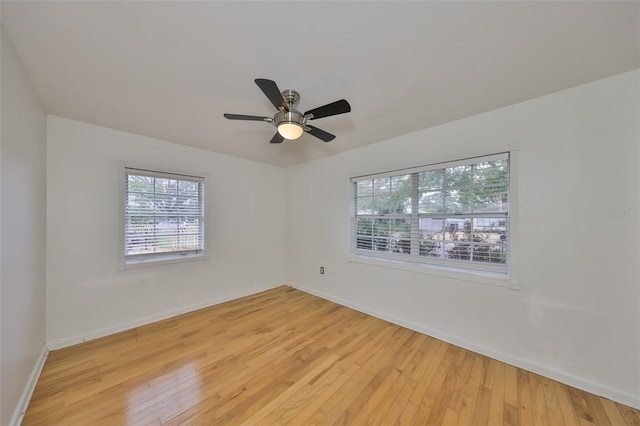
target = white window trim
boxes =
[349,150,520,289]
[347,254,519,289]
[117,162,210,270]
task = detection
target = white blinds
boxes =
[125,168,204,260]
[351,153,509,274]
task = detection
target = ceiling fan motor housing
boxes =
[273,110,305,128]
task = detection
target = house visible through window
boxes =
[351,153,509,275]
[124,168,205,266]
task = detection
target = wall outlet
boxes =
[320,266,325,275]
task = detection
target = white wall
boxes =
[286,70,640,408]
[0,26,47,425]
[46,116,287,346]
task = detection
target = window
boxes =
[124,167,205,266]
[352,153,509,275]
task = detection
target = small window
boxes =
[124,167,205,267]
[351,153,509,275]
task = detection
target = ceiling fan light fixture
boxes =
[274,110,305,140]
[277,122,304,140]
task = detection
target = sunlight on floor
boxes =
[127,363,201,424]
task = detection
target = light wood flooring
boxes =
[24,286,640,425]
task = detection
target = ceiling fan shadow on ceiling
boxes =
[223,78,351,144]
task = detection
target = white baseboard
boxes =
[289,282,640,410]
[10,345,49,426]
[47,284,280,350]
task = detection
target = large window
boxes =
[124,168,205,266]
[352,153,509,275]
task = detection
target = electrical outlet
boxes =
[320,266,325,275]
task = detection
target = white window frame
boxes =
[350,152,518,287]
[118,165,208,269]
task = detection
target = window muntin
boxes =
[352,153,509,275]
[125,168,205,265]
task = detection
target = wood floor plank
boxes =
[425,345,467,425]
[306,365,375,425]
[446,350,475,414]
[541,375,566,426]
[504,401,520,426]
[22,286,640,425]
[363,333,427,424]
[530,370,552,425]
[517,369,535,426]
[336,362,401,424]
[376,372,416,425]
[285,361,362,425]
[400,338,449,423]
[352,344,420,424]
[240,352,341,424]
[487,359,506,426]
[569,386,598,424]
[455,354,485,426]
[471,385,492,426]
[412,344,460,424]
[600,398,629,426]
[380,338,435,424]
[584,391,613,426]
[398,401,419,425]
[259,363,347,424]
[617,402,640,426]
[441,406,459,426]
[555,381,582,426]
[504,364,519,408]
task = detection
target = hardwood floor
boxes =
[24,286,640,425]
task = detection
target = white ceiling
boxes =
[2,1,638,167]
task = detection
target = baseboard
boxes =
[47,284,280,350]
[289,282,640,410]
[10,345,49,426]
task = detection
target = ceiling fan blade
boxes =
[255,79,288,111]
[269,132,284,144]
[306,125,336,142]
[224,113,271,122]
[304,99,351,120]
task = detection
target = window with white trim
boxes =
[124,168,205,266]
[351,153,509,275]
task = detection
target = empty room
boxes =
[1,1,639,425]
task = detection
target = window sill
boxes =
[121,252,208,270]
[348,254,519,290]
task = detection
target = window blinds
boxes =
[351,153,509,274]
[125,168,205,261]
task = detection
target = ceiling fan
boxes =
[223,79,351,144]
